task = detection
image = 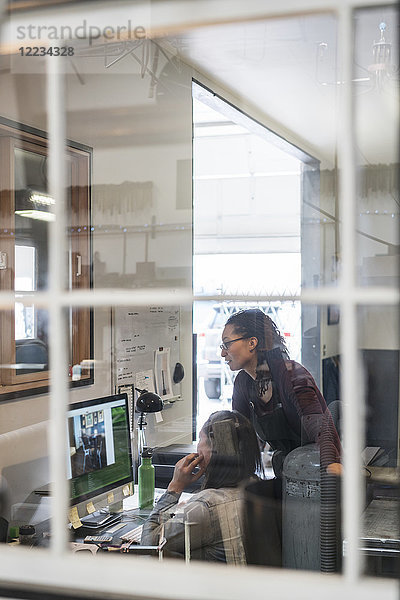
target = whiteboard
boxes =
[113,306,180,391]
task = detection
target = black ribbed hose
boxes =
[320,469,342,572]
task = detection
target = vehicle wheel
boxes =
[204,378,221,399]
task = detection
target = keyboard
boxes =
[120,524,143,544]
[106,522,126,534]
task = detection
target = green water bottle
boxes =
[138,447,155,509]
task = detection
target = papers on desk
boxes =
[123,487,192,512]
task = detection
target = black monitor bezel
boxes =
[67,392,133,506]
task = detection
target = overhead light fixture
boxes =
[15,210,55,222]
[317,21,399,92]
[367,21,399,91]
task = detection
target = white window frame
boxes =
[0,0,398,599]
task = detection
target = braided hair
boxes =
[225,308,289,396]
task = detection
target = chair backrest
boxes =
[0,422,49,522]
[0,516,8,543]
[15,339,48,374]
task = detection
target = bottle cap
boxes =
[141,447,153,458]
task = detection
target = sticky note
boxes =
[68,507,82,529]
[155,411,163,423]
[107,492,114,505]
[86,502,95,514]
[123,485,130,497]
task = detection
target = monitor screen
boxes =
[67,393,133,508]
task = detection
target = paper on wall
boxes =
[114,306,180,386]
[154,347,173,399]
[135,369,155,393]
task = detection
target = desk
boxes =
[72,489,161,545]
[10,487,177,555]
[71,488,192,556]
[356,496,400,578]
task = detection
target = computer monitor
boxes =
[67,393,134,518]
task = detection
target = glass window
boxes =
[0,120,93,396]
[0,2,398,598]
[354,5,399,579]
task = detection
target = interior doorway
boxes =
[192,81,305,437]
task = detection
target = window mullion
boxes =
[47,56,69,555]
[337,5,364,581]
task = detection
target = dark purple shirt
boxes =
[232,348,341,468]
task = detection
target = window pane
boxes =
[0,341,51,551]
[15,244,36,341]
[14,148,51,292]
[0,47,92,393]
[358,304,400,578]
[65,42,192,293]
[353,7,399,578]
[354,6,399,288]
[60,13,342,570]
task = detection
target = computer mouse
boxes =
[173,362,184,383]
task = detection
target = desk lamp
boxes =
[135,388,164,509]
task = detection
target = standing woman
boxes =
[221,308,341,476]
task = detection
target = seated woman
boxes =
[141,410,261,564]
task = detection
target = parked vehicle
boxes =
[197,304,230,400]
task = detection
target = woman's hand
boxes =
[326,462,343,476]
[167,453,206,494]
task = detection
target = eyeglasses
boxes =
[220,337,248,351]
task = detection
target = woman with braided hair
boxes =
[219,309,341,568]
[221,308,341,477]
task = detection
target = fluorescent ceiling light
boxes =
[0,363,46,370]
[15,210,55,222]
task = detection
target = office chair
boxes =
[15,339,48,375]
[0,476,8,543]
